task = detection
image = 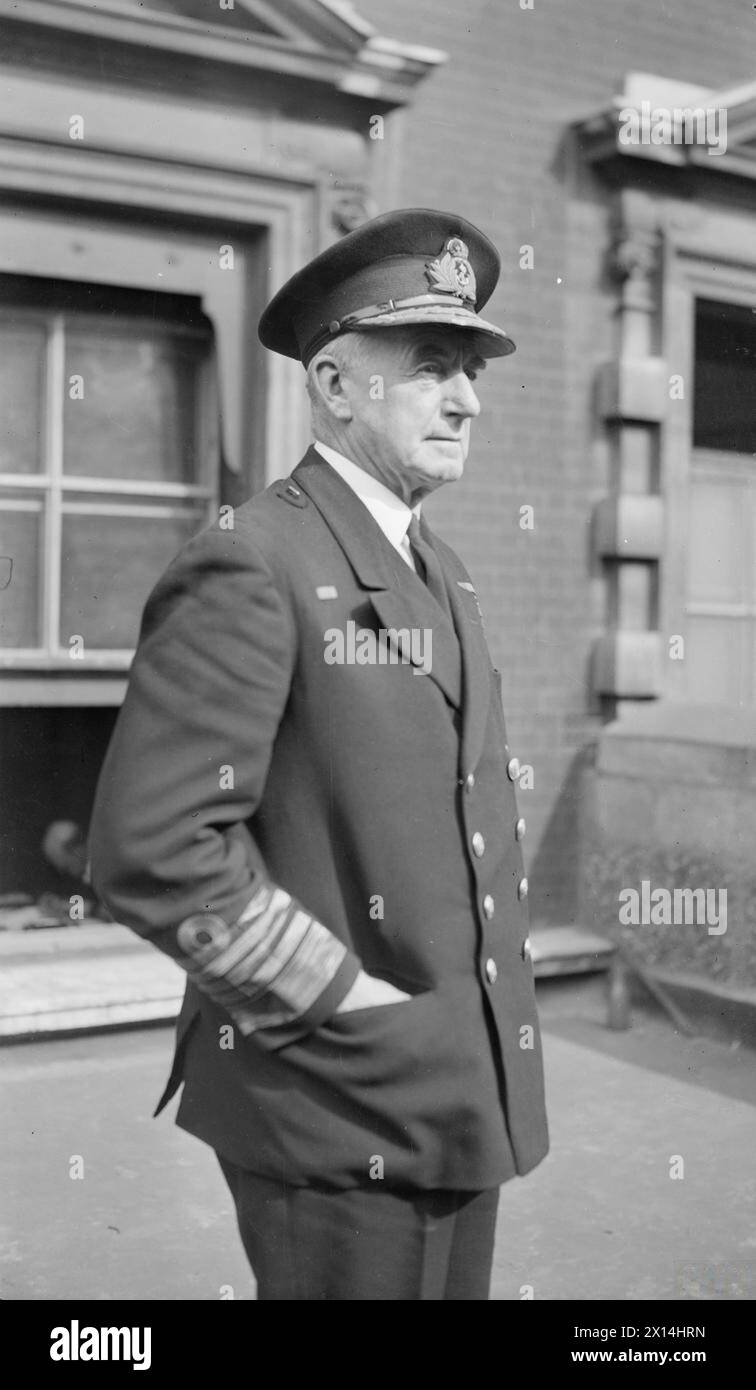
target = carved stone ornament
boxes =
[331,192,376,235]
[607,228,660,284]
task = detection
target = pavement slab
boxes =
[1,1008,754,1300]
[493,1031,756,1300]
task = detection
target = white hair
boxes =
[305,331,372,429]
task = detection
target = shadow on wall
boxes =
[578,708,756,988]
[580,841,753,988]
[528,744,597,926]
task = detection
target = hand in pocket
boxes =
[335,970,412,1014]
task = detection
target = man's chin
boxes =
[417,441,466,480]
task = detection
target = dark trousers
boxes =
[217,1155,499,1301]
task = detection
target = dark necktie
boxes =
[406,516,454,625]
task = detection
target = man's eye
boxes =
[416,360,444,374]
[465,368,478,381]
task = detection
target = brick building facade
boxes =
[360,0,756,954]
[1,0,754,995]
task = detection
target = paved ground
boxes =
[2,978,755,1300]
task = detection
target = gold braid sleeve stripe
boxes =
[177,881,348,1035]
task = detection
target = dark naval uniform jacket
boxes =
[90,447,549,1192]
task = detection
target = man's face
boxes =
[332,327,486,504]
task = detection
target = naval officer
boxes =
[90,207,549,1300]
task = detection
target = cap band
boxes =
[303,292,472,364]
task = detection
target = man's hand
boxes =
[335,971,412,1014]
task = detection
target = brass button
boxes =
[465,772,476,792]
[517,876,529,901]
[482,894,495,920]
[471,832,485,858]
[485,957,498,985]
[506,757,520,782]
[515,817,526,840]
[177,912,229,958]
[521,936,532,962]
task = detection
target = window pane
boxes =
[694,299,756,454]
[60,511,204,649]
[63,326,206,484]
[0,507,42,647]
[0,321,45,474]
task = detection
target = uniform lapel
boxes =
[368,587,462,709]
[294,450,462,709]
[429,527,493,778]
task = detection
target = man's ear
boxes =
[312,355,353,422]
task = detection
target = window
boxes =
[0,277,217,668]
[683,297,756,705]
[693,298,755,454]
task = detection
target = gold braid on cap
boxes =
[303,292,475,363]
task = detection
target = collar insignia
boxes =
[425,237,477,304]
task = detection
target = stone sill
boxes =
[0,921,615,1040]
[598,701,756,784]
[650,969,756,1052]
[0,922,183,1042]
[3,921,754,1051]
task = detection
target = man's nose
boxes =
[443,371,481,419]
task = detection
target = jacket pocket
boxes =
[278,979,494,1164]
[203,976,511,1189]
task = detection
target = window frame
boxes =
[0,301,218,670]
[661,244,756,706]
[0,159,315,705]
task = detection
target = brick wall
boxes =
[358,0,754,921]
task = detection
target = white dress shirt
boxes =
[313,440,420,572]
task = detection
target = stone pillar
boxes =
[592,189,667,708]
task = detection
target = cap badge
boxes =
[425,237,477,304]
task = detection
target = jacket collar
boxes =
[312,441,420,559]
[434,535,494,778]
[294,447,399,592]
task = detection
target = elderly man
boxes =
[89,208,549,1301]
